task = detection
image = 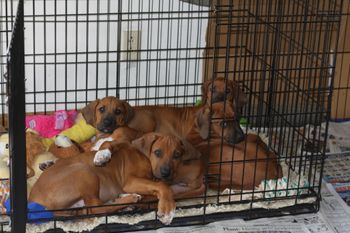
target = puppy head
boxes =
[81,96,134,134]
[202,77,247,111]
[132,133,187,181]
[195,102,245,145]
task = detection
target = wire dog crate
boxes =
[0,0,346,232]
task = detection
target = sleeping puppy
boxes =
[202,77,247,116]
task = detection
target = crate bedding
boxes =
[0,124,315,233]
[0,162,315,233]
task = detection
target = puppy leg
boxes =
[123,177,176,225]
[171,183,205,200]
[83,194,141,215]
[91,137,114,151]
[55,194,141,217]
[93,149,112,166]
[91,137,125,165]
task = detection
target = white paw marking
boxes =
[91,137,113,151]
[158,209,175,225]
[93,149,112,166]
[70,199,85,208]
[55,135,73,148]
[119,193,142,201]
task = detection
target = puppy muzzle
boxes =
[97,115,117,133]
[226,125,245,145]
[159,165,172,180]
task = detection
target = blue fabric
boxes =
[4,199,54,223]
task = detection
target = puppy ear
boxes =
[132,133,159,157]
[81,100,100,126]
[230,80,247,109]
[201,79,212,105]
[122,100,134,124]
[195,107,210,139]
[180,139,201,161]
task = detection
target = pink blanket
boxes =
[26,110,78,138]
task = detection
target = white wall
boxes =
[0,0,208,112]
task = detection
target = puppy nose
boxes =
[160,165,171,178]
[212,94,224,103]
[234,133,245,144]
[103,118,113,127]
[233,127,245,144]
[227,124,245,144]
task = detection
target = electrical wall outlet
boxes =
[121,30,141,61]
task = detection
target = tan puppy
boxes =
[132,133,204,199]
[79,91,245,146]
[29,136,181,225]
[195,134,282,190]
[81,96,134,134]
[177,104,282,191]
[201,77,247,116]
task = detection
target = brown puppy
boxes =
[81,96,134,134]
[182,104,282,191]
[195,134,282,191]
[132,133,204,199]
[190,101,245,145]
[29,137,179,225]
[80,96,245,148]
[201,77,247,115]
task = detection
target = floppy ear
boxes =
[201,79,212,105]
[132,133,160,157]
[195,107,210,139]
[81,99,100,126]
[122,100,134,123]
[230,80,247,109]
[180,139,202,161]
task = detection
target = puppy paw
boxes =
[119,193,142,203]
[157,209,175,225]
[93,149,112,166]
[55,135,73,148]
[39,160,55,171]
[91,137,114,151]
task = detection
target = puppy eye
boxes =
[226,88,231,94]
[154,149,162,158]
[115,109,121,115]
[220,121,228,128]
[99,106,105,113]
[173,151,182,160]
[210,86,216,91]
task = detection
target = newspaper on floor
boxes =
[137,181,350,233]
[238,213,334,233]
[154,220,310,233]
[320,182,350,233]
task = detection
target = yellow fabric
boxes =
[42,119,96,148]
[41,138,54,148]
